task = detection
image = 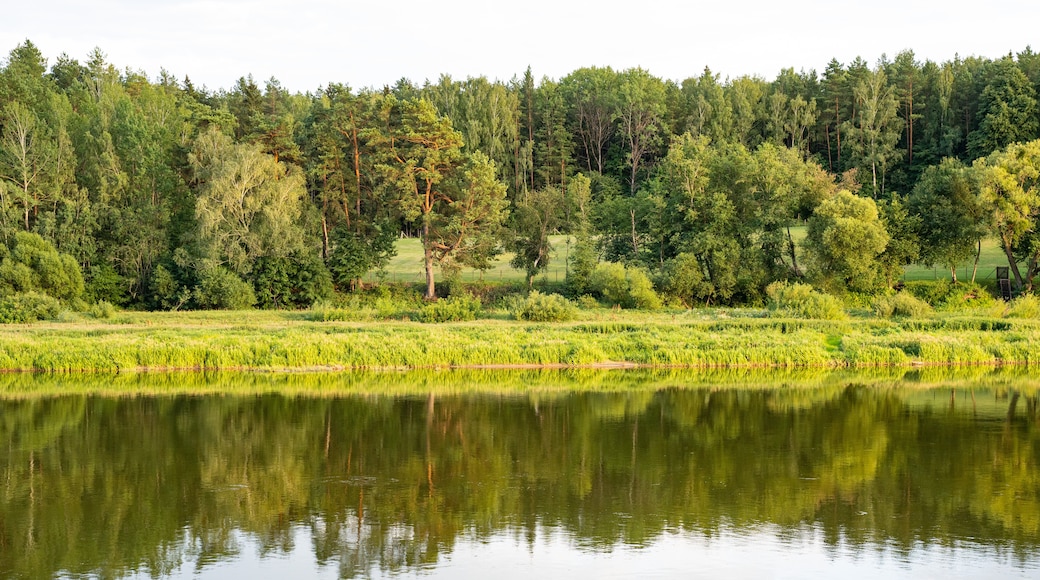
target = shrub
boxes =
[0,232,84,301]
[766,281,846,320]
[903,280,995,310]
[88,300,117,320]
[252,253,333,309]
[306,299,362,322]
[627,268,662,310]
[903,280,954,306]
[513,291,576,322]
[150,264,191,311]
[941,282,997,310]
[660,253,710,307]
[194,266,256,310]
[589,262,662,310]
[1005,293,1040,319]
[85,263,128,306]
[418,293,482,323]
[872,292,933,318]
[590,262,628,306]
[575,295,600,310]
[565,235,598,296]
[0,292,62,323]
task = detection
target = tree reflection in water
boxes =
[0,368,1038,578]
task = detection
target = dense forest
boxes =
[2,39,1040,311]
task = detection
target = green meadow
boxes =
[370,230,1017,287]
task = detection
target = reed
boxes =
[1,308,1039,372]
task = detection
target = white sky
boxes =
[2,0,1038,93]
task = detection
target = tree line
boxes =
[2,40,1040,309]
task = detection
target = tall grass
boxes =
[1,309,1040,372]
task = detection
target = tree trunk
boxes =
[824,123,833,171]
[423,220,436,300]
[834,98,842,166]
[1002,235,1026,291]
[971,239,981,283]
[351,119,362,234]
[630,208,639,255]
[321,213,329,261]
[787,225,801,275]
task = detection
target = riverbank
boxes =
[0,308,1038,372]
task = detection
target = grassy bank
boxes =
[2,308,1039,372]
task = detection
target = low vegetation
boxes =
[0,284,1038,372]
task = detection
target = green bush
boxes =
[590,262,628,306]
[306,299,363,322]
[513,291,576,322]
[872,292,933,318]
[589,262,661,310]
[1005,293,1040,319]
[88,300,117,320]
[660,253,710,306]
[85,263,128,306]
[902,280,952,306]
[565,235,597,296]
[0,231,84,301]
[252,253,333,309]
[766,281,846,320]
[418,293,482,323]
[902,280,996,310]
[942,282,997,310]
[194,266,256,310]
[575,295,600,310]
[627,268,662,310]
[0,292,62,323]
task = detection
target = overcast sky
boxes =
[3,1,1038,93]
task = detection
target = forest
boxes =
[2,39,1040,314]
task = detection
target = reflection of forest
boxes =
[1,371,1038,578]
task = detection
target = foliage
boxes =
[872,292,933,318]
[804,191,890,293]
[190,127,308,276]
[902,280,996,310]
[660,253,711,307]
[588,262,661,309]
[252,252,333,309]
[0,231,84,301]
[326,224,397,291]
[0,291,61,322]
[87,300,117,320]
[765,281,847,320]
[418,293,482,323]
[1004,293,1040,318]
[193,264,256,310]
[565,233,598,296]
[4,41,1040,311]
[512,290,576,322]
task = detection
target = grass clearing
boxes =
[370,229,1017,293]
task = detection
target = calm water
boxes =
[1,369,1038,578]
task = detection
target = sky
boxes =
[2,0,1038,93]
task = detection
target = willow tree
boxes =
[189,127,307,277]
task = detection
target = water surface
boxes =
[1,368,1038,578]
